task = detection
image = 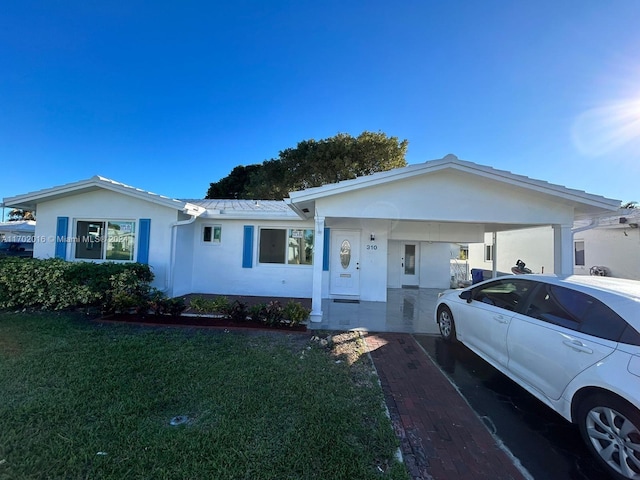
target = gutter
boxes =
[572,218,599,234]
[166,203,205,295]
[572,207,639,234]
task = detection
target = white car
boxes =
[435,274,640,480]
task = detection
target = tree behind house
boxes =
[7,209,35,221]
[206,131,408,199]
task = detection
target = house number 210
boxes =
[366,244,378,251]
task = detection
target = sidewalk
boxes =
[363,333,529,480]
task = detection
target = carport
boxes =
[286,155,621,321]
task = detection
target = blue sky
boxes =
[1,0,639,210]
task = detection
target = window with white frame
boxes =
[202,224,221,244]
[75,220,135,261]
[484,244,494,262]
[259,228,314,265]
[574,240,585,266]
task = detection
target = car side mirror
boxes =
[459,290,473,303]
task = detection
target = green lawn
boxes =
[0,313,408,480]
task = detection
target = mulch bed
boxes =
[97,313,308,332]
[95,294,312,332]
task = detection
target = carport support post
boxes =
[310,215,325,322]
[492,231,498,279]
[553,224,573,275]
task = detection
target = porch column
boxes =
[492,231,498,279]
[553,224,573,275]
[310,215,325,322]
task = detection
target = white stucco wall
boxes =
[187,218,315,299]
[468,227,555,276]
[419,242,452,288]
[33,190,179,289]
[468,225,640,280]
[574,227,640,279]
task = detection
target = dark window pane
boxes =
[259,229,286,263]
[404,244,416,275]
[525,284,581,330]
[574,241,585,266]
[203,226,212,242]
[620,325,640,346]
[75,221,104,259]
[579,300,627,341]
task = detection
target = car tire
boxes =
[577,393,640,480]
[437,306,456,342]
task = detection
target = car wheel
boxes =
[577,393,640,480]
[437,306,456,342]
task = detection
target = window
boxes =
[524,284,626,341]
[484,244,493,262]
[202,225,221,244]
[75,220,135,261]
[259,228,313,265]
[574,240,585,266]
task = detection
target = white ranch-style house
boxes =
[3,155,621,321]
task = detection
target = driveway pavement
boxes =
[363,332,530,480]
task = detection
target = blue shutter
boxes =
[55,217,68,259]
[323,227,330,271]
[242,225,254,268]
[137,219,151,264]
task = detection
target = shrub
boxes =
[102,269,153,315]
[149,291,187,316]
[225,300,249,322]
[249,303,267,322]
[212,295,230,313]
[263,300,284,326]
[188,295,229,314]
[283,300,311,326]
[0,258,154,312]
[188,295,210,313]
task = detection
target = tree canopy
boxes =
[7,209,35,221]
[206,131,408,199]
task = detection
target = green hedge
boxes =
[0,258,154,311]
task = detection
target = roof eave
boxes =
[288,157,621,213]
[3,176,190,212]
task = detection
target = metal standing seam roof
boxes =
[183,199,300,218]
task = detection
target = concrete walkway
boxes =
[364,332,529,480]
[310,288,442,334]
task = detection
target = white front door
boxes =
[330,230,361,297]
[401,242,419,287]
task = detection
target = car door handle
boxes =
[563,340,593,354]
[493,315,508,324]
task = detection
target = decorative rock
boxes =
[169,415,189,426]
